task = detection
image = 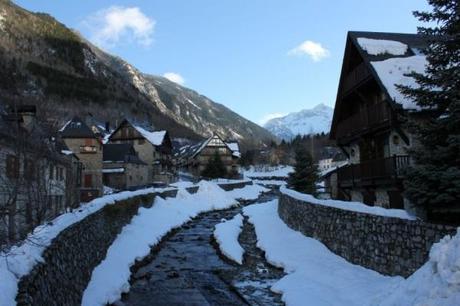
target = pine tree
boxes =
[201,151,228,179]
[399,1,460,218]
[287,146,319,195]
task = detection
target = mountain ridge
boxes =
[264,103,333,140]
[0,0,274,148]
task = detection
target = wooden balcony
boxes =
[337,155,410,187]
[342,62,372,95]
[336,102,392,144]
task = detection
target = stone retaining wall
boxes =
[16,182,247,306]
[278,193,456,277]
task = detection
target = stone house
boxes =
[330,31,429,212]
[0,107,80,246]
[102,143,149,190]
[177,133,241,178]
[60,116,103,202]
[108,119,174,184]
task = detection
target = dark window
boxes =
[138,139,145,145]
[49,165,54,180]
[6,154,20,179]
[84,174,92,188]
[24,159,35,179]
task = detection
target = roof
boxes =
[60,116,97,139]
[103,143,146,164]
[331,31,432,138]
[177,133,241,161]
[348,31,430,111]
[109,119,168,147]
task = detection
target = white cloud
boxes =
[258,113,287,125]
[82,6,155,48]
[163,72,185,85]
[288,40,330,62]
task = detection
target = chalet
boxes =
[108,119,174,184]
[0,107,80,245]
[102,143,149,190]
[177,133,241,178]
[60,116,103,202]
[330,31,429,213]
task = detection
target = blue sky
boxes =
[15,0,430,125]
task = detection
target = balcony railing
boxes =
[337,155,410,187]
[342,62,372,94]
[336,102,391,141]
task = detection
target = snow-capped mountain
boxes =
[264,104,333,140]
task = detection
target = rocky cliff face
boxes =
[0,0,274,148]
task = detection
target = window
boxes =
[24,159,35,179]
[138,139,145,145]
[84,174,92,188]
[58,167,64,181]
[49,165,54,180]
[6,154,19,179]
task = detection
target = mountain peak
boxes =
[263,104,333,140]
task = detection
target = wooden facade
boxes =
[330,31,428,212]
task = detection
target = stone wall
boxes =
[15,182,249,305]
[278,193,456,277]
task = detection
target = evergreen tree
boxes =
[399,1,460,217]
[201,151,228,179]
[287,146,319,195]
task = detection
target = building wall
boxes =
[63,138,103,199]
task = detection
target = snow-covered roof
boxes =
[357,38,408,56]
[226,142,241,158]
[102,168,125,173]
[177,134,241,160]
[371,55,428,110]
[132,125,167,146]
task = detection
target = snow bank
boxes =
[280,186,415,220]
[357,38,408,56]
[376,229,460,306]
[243,201,402,306]
[169,181,195,188]
[0,187,172,306]
[371,55,427,110]
[82,182,237,306]
[244,165,293,178]
[213,214,244,264]
[226,183,269,201]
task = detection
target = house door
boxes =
[84,174,92,188]
[388,191,404,209]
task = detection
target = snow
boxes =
[58,119,72,132]
[243,200,402,306]
[357,38,408,56]
[371,55,428,110]
[281,186,415,220]
[0,10,6,31]
[213,214,244,264]
[226,183,269,201]
[82,181,237,306]
[226,142,241,158]
[244,165,293,178]
[263,103,333,140]
[102,168,125,173]
[60,150,73,155]
[0,187,173,306]
[375,229,460,306]
[169,181,195,188]
[185,97,201,109]
[132,125,166,146]
[253,179,287,186]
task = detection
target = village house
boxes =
[102,143,149,190]
[108,119,175,184]
[330,31,429,213]
[0,106,80,245]
[177,133,241,178]
[60,116,103,202]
